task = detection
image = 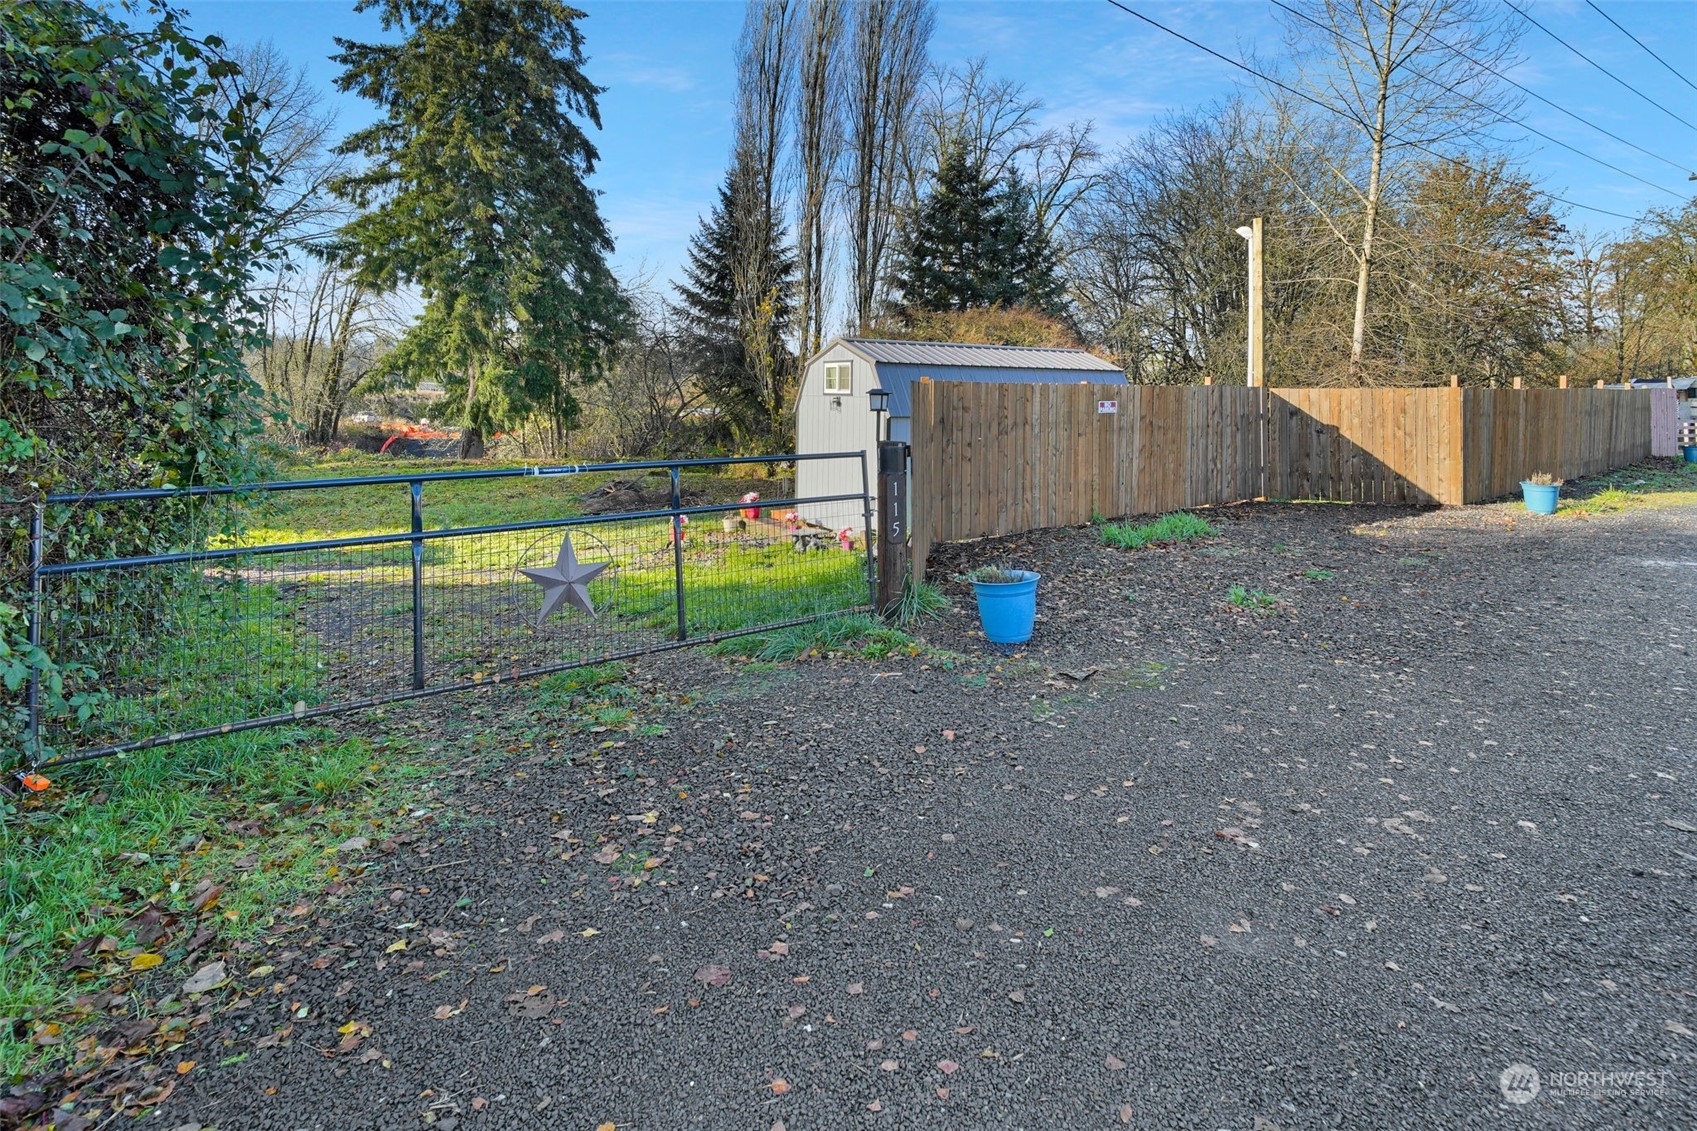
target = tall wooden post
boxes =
[875,440,909,617]
[1239,217,1265,388]
[1559,374,1569,389]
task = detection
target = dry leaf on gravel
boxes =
[181,961,226,995]
[847,981,864,995]
[1105,1055,1127,1071]
[695,964,732,987]
[432,1000,466,1020]
[937,1060,959,1075]
[1664,1020,1694,1038]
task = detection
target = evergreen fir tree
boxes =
[675,161,798,451]
[890,143,1064,317]
[331,0,628,457]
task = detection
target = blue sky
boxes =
[184,0,1697,285]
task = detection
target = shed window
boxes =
[823,362,852,394]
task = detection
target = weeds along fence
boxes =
[24,453,873,768]
[909,381,1659,579]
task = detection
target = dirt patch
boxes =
[579,474,700,515]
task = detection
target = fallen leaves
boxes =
[128,953,163,971]
[695,964,732,987]
[432,1000,467,1020]
[1665,1020,1694,1038]
[506,986,553,1020]
[846,981,864,995]
[181,961,226,995]
[937,1059,959,1075]
[1105,1055,1127,1071]
[769,1078,791,1095]
[1215,827,1259,849]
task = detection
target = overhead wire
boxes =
[1583,0,1697,99]
[1502,0,1697,137]
[1101,0,1645,222]
[1402,15,1696,179]
[1266,0,1687,199]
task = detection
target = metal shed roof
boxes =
[819,337,1127,416]
[838,337,1123,371]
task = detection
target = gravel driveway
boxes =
[157,497,1697,1130]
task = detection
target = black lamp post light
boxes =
[868,386,890,443]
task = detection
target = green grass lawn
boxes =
[1553,459,1697,516]
[232,451,780,546]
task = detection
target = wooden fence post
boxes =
[1512,376,1523,390]
[1559,374,1569,388]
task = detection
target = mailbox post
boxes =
[875,440,908,617]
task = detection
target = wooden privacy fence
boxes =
[908,380,1658,579]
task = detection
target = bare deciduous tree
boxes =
[1270,0,1521,378]
[843,0,932,330]
[251,261,402,445]
[792,0,842,358]
[732,0,800,445]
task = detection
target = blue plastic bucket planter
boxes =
[970,570,1041,644]
[1520,481,1559,515]
[1683,444,1697,463]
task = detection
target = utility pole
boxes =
[1235,217,1265,387]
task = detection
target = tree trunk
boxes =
[459,357,485,458]
[1348,15,1395,378]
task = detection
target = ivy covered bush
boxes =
[1,1,276,761]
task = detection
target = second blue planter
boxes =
[971,570,1041,644]
[1520,481,1559,515]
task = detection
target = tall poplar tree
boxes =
[330,0,627,457]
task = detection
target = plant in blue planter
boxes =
[1520,471,1562,515]
[960,565,1041,644]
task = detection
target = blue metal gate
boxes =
[25,453,873,768]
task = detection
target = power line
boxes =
[1583,1,1697,99]
[1267,0,1687,199]
[1415,19,1696,179]
[1271,0,1697,179]
[1102,0,1646,223]
[1503,0,1697,138]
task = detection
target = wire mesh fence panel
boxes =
[27,454,873,767]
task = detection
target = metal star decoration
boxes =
[520,533,608,625]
